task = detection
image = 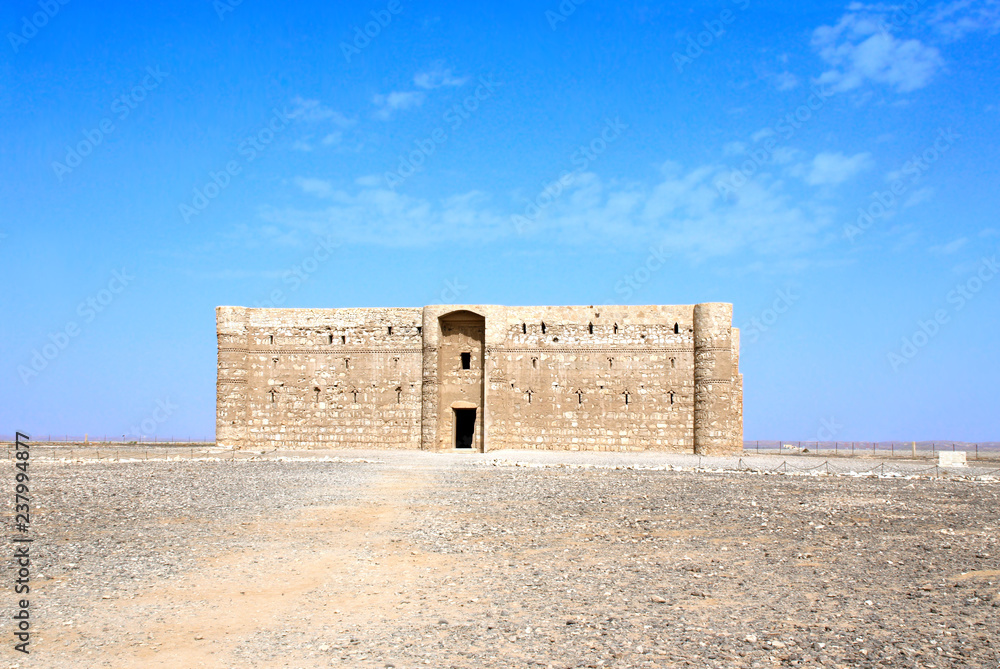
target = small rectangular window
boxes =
[461,352,471,369]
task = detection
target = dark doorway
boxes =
[454,408,476,449]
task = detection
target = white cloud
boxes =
[903,186,934,208]
[723,141,747,156]
[354,175,383,187]
[811,7,943,92]
[264,162,836,263]
[771,146,804,165]
[373,91,426,119]
[288,97,355,127]
[773,71,800,90]
[803,151,875,185]
[930,236,969,254]
[413,67,468,90]
[295,177,335,199]
[928,0,1000,40]
[321,132,343,146]
[266,186,506,246]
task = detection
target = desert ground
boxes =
[9,450,1000,668]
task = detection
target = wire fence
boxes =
[0,434,212,445]
[700,456,1000,480]
[1,442,238,462]
[744,440,1000,460]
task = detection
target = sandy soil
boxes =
[8,451,1000,668]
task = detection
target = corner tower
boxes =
[693,302,740,454]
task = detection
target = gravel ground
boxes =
[7,450,1000,668]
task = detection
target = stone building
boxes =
[216,303,742,454]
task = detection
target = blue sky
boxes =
[3,0,998,442]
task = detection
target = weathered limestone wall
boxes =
[217,303,742,453]
[215,307,422,449]
[485,305,697,451]
[693,303,737,455]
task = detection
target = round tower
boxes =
[216,306,249,449]
[693,302,735,455]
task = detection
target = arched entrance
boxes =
[437,310,485,451]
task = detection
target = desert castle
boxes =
[216,303,742,453]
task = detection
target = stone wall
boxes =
[216,307,423,449]
[217,304,742,453]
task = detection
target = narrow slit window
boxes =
[576,389,583,404]
[396,387,402,403]
[328,333,334,344]
[526,389,533,404]
[461,352,471,369]
[541,322,546,334]
[531,357,538,369]
[670,390,676,405]
[522,323,527,334]
[608,358,614,369]
[624,391,630,406]
[314,387,321,403]
[341,335,346,344]
[265,334,273,345]
[345,358,350,369]
[387,326,392,335]
[269,389,277,403]
[674,322,680,334]
[352,390,359,403]
[588,322,593,334]
[671,357,676,369]
[613,323,618,334]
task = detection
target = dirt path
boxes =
[44,463,479,668]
